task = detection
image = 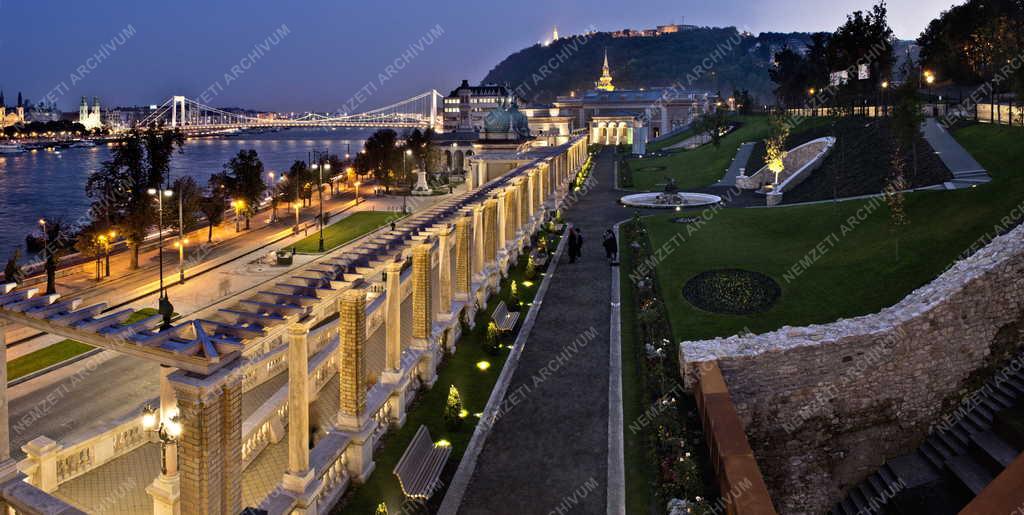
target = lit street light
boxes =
[402,149,412,214]
[311,153,331,252]
[142,404,183,476]
[232,200,246,232]
[293,201,302,233]
[148,187,174,329]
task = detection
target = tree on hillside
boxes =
[827,1,894,92]
[221,149,267,230]
[884,150,910,261]
[764,115,791,187]
[891,81,924,182]
[918,0,1024,84]
[84,127,184,269]
[698,110,729,148]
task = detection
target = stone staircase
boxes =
[830,364,1024,515]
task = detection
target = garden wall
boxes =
[679,223,1024,514]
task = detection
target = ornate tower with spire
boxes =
[552,26,559,41]
[595,49,615,92]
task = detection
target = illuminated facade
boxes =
[596,50,615,92]
[78,97,103,131]
[0,91,26,128]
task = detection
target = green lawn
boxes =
[289,211,399,254]
[647,126,698,153]
[8,339,94,381]
[336,233,558,513]
[641,123,1024,342]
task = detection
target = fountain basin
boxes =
[619,191,723,209]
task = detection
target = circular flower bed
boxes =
[682,269,781,315]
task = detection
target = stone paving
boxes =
[458,149,623,514]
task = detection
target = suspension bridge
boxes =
[138,90,443,131]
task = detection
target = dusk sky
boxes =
[0,0,955,113]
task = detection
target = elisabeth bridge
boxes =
[0,132,590,514]
[138,90,444,131]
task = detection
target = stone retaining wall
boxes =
[679,223,1024,514]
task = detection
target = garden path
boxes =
[456,149,622,515]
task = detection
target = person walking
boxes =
[567,227,580,264]
[603,229,618,265]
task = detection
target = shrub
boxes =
[485,321,501,355]
[444,385,463,430]
[525,256,537,280]
[510,280,521,311]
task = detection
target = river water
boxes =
[0,127,381,260]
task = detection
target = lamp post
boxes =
[148,187,174,329]
[925,72,936,116]
[174,238,188,285]
[354,179,362,205]
[142,404,182,476]
[881,81,889,116]
[402,149,412,214]
[232,200,245,232]
[310,154,330,252]
[267,171,277,222]
[293,201,302,233]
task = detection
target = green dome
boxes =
[483,97,531,138]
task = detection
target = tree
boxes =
[764,115,791,187]
[827,2,894,93]
[891,81,924,181]
[884,150,910,261]
[221,150,267,230]
[85,127,184,269]
[200,179,230,243]
[170,176,204,234]
[75,223,107,282]
[27,218,72,294]
[3,249,23,285]
[362,129,400,192]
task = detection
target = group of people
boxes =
[566,226,618,266]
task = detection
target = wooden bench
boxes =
[394,425,452,501]
[492,301,520,333]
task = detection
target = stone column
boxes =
[338,289,367,422]
[284,325,314,493]
[465,160,476,191]
[455,216,472,299]
[472,205,484,279]
[412,242,433,340]
[384,261,403,375]
[171,367,243,515]
[337,289,375,483]
[483,199,498,264]
[517,179,527,233]
[149,365,182,515]
[437,224,453,316]
[496,190,507,253]
[526,170,536,221]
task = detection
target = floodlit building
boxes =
[78,96,103,130]
[442,81,524,133]
[0,91,26,128]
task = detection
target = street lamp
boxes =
[311,157,330,252]
[925,72,936,116]
[232,200,245,232]
[293,201,302,232]
[142,404,183,476]
[173,238,189,284]
[148,187,174,330]
[881,81,889,116]
[402,149,412,214]
[354,180,362,205]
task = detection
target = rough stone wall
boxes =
[680,224,1024,514]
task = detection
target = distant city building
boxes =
[442,80,523,133]
[550,55,712,152]
[0,91,26,128]
[596,50,616,92]
[78,97,103,130]
[104,105,158,130]
[27,102,62,123]
[612,21,696,38]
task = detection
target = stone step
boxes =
[937,431,968,456]
[964,410,992,433]
[975,403,995,423]
[993,381,1020,400]
[1004,376,1024,395]
[946,455,994,495]
[971,430,1019,470]
[919,444,946,471]
[949,424,972,447]
[989,389,1015,409]
[848,484,870,514]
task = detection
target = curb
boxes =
[437,223,571,515]
[607,221,626,515]
[8,347,106,388]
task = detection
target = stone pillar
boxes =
[483,199,498,264]
[455,216,472,299]
[337,289,375,483]
[284,325,315,492]
[149,365,182,515]
[476,160,487,188]
[465,160,476,191]
[437,224,454,316]
[496,190,507,253]
[0,322,21,514]
[412,243,434,340]
[384,261,403,375]
[338,289,367,422]
[171,367,243,515]
[526,170,536,221]
[472,205,484,279]
[517,179,527,233]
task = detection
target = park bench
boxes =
[393,425,452,501]
[492,301,520,333]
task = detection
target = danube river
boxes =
[0,127,381,260]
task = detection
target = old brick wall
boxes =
[680,224,1024,514]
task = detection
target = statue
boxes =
[663,177,680,194]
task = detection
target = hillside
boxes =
[481,28,821,104]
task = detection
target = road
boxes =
[5,186,452,459]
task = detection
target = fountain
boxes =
[619,177,722,209]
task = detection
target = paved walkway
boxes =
[458,149,622,514]
[922,118,991,189]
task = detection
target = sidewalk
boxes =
[922,118,991,189]
[457,150,621,514]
